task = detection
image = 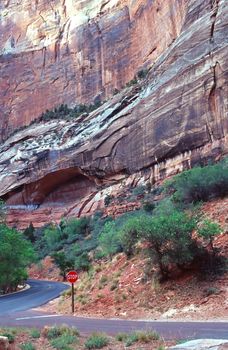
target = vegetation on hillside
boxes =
[25,157,227,284]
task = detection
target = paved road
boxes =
[0,280,227,340]
[0,279,69,314]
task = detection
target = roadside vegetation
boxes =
[0,326,169,349]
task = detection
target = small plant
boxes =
[104,194,113,206]
[125,333,138,347]
[137,69,149,79]
[20,343,36,350]
[46,325,79,340]
[51,334,77,350]
[126,77,138,87]
[30,328,40,338]
[84,332,109,349]
[110,280,119,291]
[1,332,15,343]
[125,330,160,346]
[116,332,128,341]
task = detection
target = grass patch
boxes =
[51,334,77,350]
[84,332,109,349]
[30,328,40,339]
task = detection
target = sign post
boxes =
[66,270,78,314]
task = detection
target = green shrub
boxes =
[125,206,197,279]
[137,69,149,79]
[125,333,138,347]
[46,325,79,340]
[51,334,77,350]
[115,332,128,341]
[198,219,222,253]
[20,343,36,350]
[104,194,114,206]
[125,330,159,347]
[164,158,228,203]
[75,252,91,271]
[84,333,109,349]
[126,77,138,87]
[30,328,40,339]
[99,222,122,258]
[1,332,15,343]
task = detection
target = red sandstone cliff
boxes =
[0,0,227,228]
[0,0,187,140]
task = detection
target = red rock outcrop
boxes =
[0,0,227,228]
[0,0,187,140]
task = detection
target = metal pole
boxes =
[72,283,74,314]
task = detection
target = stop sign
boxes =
[66,270,78,283]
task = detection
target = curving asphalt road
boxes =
[0,279,69,314]
[0,279,227,340]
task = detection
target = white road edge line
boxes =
[16,315,63,320]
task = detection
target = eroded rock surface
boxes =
[0,0,187,140]
[0,0,227,228]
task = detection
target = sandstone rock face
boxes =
[0,0,187,140]
[169,339,228,350]
[0,0,227,228]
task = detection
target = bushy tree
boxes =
[121,208,197,279]
[51,251,74,280]
[0,224,35,293]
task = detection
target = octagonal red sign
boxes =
[66,270,78,283]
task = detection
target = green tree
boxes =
[23,222,36,243]
[51,251,74,280]
[132,210,197,279]
[0,224,35,293]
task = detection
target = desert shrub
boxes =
[124,330,159,347]
[115,332,128,341]
[104,194,113,206]
[143,201,155,213]
[23,223,36,243]
[126,77,138,87]
[46,325,79,340]
[132,185,146,196]
[20,343,36,350]
[198,219,222,254]
[98,222,122,258]
[63,217,90,242]
[119,217,141,257]
[30,328,40,338]
[128,208,198,279]
[74,252,91,271]
[1,332,15,343]
[137,68,149,79]
[164,158,228,203]
[51,334,77,350]
[84,333,109,349]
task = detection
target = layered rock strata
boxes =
[0,0,227,228]
[0,0,187,140]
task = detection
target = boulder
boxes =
[169,339,228,350]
